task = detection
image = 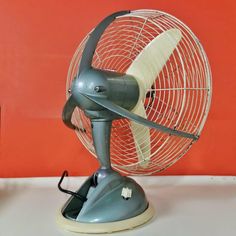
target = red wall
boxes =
[0,0,235,177]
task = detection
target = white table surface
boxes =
[0,176,236,236]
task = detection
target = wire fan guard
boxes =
[66,10,212,175]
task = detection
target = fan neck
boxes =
[91,119,112,169]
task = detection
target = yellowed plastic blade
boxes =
[127,29,182,165]
[127,28,182,98]
[130,101,150,167]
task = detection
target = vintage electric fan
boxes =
[57,10,212,233]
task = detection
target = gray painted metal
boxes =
[61,9,150,224]
[78,10,130,75]
[91,120,112,170]
[62,68,139,127]
[62,95,77,129]
[62,10,129,129]
[61,170,148,223]
[61,10,197,224]
[71,69,139,114]
[82,92,198,140]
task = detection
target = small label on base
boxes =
[121,187,132,199]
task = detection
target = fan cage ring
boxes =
[66,10,212,175]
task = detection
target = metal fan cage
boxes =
[66,10,212,175]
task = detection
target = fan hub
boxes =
[71,68,139,117]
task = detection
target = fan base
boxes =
[57,171,154,233]
[56,203,154,233]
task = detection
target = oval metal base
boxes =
[56,203,154,234]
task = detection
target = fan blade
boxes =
[81,93,198,140]
[131,101,151,167]
[126,29,182,163]
[126,28,182,98]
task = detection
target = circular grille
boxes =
[66,10,212,175]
